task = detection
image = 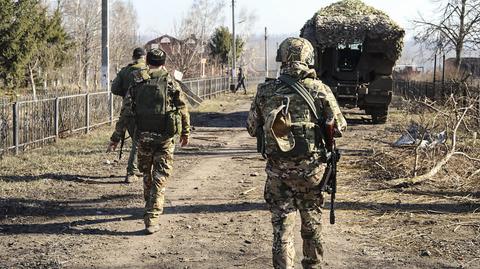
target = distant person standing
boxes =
[235,67,247,94]
[107,47,147,183]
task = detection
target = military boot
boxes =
[145,224,160,235]
[124,173,138,183]
[144,217,160,234]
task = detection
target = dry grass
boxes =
[1,88,478,267]
[0,128,113,175]
[190,91,254,113]
[0,126,132,207]
[336,100,480,266]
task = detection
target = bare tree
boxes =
[174,0,225,42]
[58,0,139,91]
[166,0,225,77]
[110,0,139,73]
[413,0,480,67]
[60,0,101,89]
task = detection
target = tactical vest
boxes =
[131,73,182,137]
[262,79,326,159]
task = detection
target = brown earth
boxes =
[0,93,479,269]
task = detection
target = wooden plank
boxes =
[178,81,202,107]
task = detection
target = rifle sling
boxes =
[278,75,319,120]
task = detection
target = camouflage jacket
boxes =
[110,59,147,143]
[111,58,147,98]
[247,62,346,137]
[247,62,346,173]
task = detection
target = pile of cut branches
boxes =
[367,93,480,189]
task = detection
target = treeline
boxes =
[0,0,139,98]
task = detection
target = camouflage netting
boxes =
[300,0,405,61]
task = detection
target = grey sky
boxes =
[132,0,437,37]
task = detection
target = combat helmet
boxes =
[275,37,315,66]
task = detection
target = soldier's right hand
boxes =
[106,141,118,153]
[179,135,189,147]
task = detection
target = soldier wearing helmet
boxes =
[247,37,346,269]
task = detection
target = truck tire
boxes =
[367,106,388,124]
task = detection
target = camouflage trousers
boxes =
[264,165,325,269]
[125,117,138,175]
[137,132,175,226]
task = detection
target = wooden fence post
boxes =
[54,97,59,140]
[85,93,90,134]
[13,102,19,155]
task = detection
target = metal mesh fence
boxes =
[0,76,248,155]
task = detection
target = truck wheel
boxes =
[370,107,388,124]
[371,113,387,124]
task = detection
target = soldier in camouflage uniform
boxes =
[247,37,346,269]
[107,48,147,183]
[132,48,190,235]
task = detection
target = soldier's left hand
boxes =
[179,135,189,147]
[106,141,118,153]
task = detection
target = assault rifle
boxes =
[320,120,340,225]
[118,133,130,160]
[256,125,266,159]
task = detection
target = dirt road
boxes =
[1,94,478,269]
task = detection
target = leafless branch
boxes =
[389,99,475,187]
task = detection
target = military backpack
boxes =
[130,71,182,137]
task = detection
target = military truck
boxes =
[300,0,405,123]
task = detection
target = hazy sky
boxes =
[132,0,437,37]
